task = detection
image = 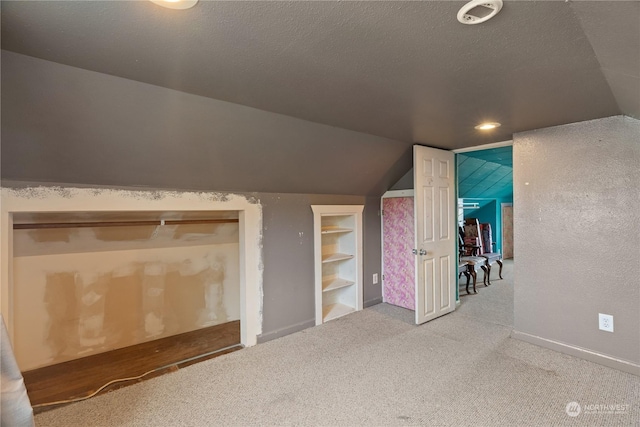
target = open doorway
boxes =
[455,144,513,301]
[379,146,457,325]
[380,144,512,322]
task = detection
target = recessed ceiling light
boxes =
[458,0,503,25]
[150,0,198,10]
[475,122,501,130]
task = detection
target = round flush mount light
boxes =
[475,122,501,130]
[457,0,503,25]
[150,0,198,10]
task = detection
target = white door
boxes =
[413,145,456,324]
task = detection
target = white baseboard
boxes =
[511,330,640,376]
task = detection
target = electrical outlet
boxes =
[373,273,379,284]
[599,313,614,332]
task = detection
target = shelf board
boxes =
[321,253,354,264]
[322,278,355,292]
[321,227,353,235]
[323,303,356,322]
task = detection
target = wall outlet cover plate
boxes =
[598,313,614,332]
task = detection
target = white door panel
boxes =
[414,145,456,324]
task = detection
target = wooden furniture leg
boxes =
[480,253,502,285]
[471,269,477,293]
[483,264,490,286]
[464,271,471,295]
[460,256,484,294]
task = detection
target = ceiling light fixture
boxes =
[150,0,198,10]
[457,0,503,25]
[475,122,501,130]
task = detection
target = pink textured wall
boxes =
[382,197,415,310]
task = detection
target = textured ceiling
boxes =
[2,0,638,150]
[462,146,513,168]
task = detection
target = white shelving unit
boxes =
[311,205,364,325]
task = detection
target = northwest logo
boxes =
[566,402,581,417]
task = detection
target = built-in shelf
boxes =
[321,253,354,264]
[322,278,355,292]
[322,303,356,322]
[321,227,353,235]
[312,205,363,325]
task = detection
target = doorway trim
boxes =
[452,140,513,154]
[501,203,514,259]
[0,185,263,347]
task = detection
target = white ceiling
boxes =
[2,0,638,150]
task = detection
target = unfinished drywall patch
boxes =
[1,185,263,359]
[43,273,79,362]
[14,231,240,370]
[106,265,142,346]
[13,223,239,257]
[93,225,156,241]
[28,229,72,243]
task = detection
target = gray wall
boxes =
[259,193,382,342]
[1,50,410,197]
[389,168,414,191]
[513,116,640,369]
[1,181,384,344]
[0,51,389,344]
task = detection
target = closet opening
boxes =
[1,187,263,409]
[13,210,241,369]
[14,211,241,407]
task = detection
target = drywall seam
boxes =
[0,185,263,347]
[14,243,240,370]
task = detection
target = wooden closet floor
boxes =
[23,320,241,412]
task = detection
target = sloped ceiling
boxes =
[1,1,638,196]
[458,147,513,200]
[572,1,640,120]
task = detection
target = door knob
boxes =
[412,249,418,255]
[419,249,427,256]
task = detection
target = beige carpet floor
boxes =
[34,260,639,426]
